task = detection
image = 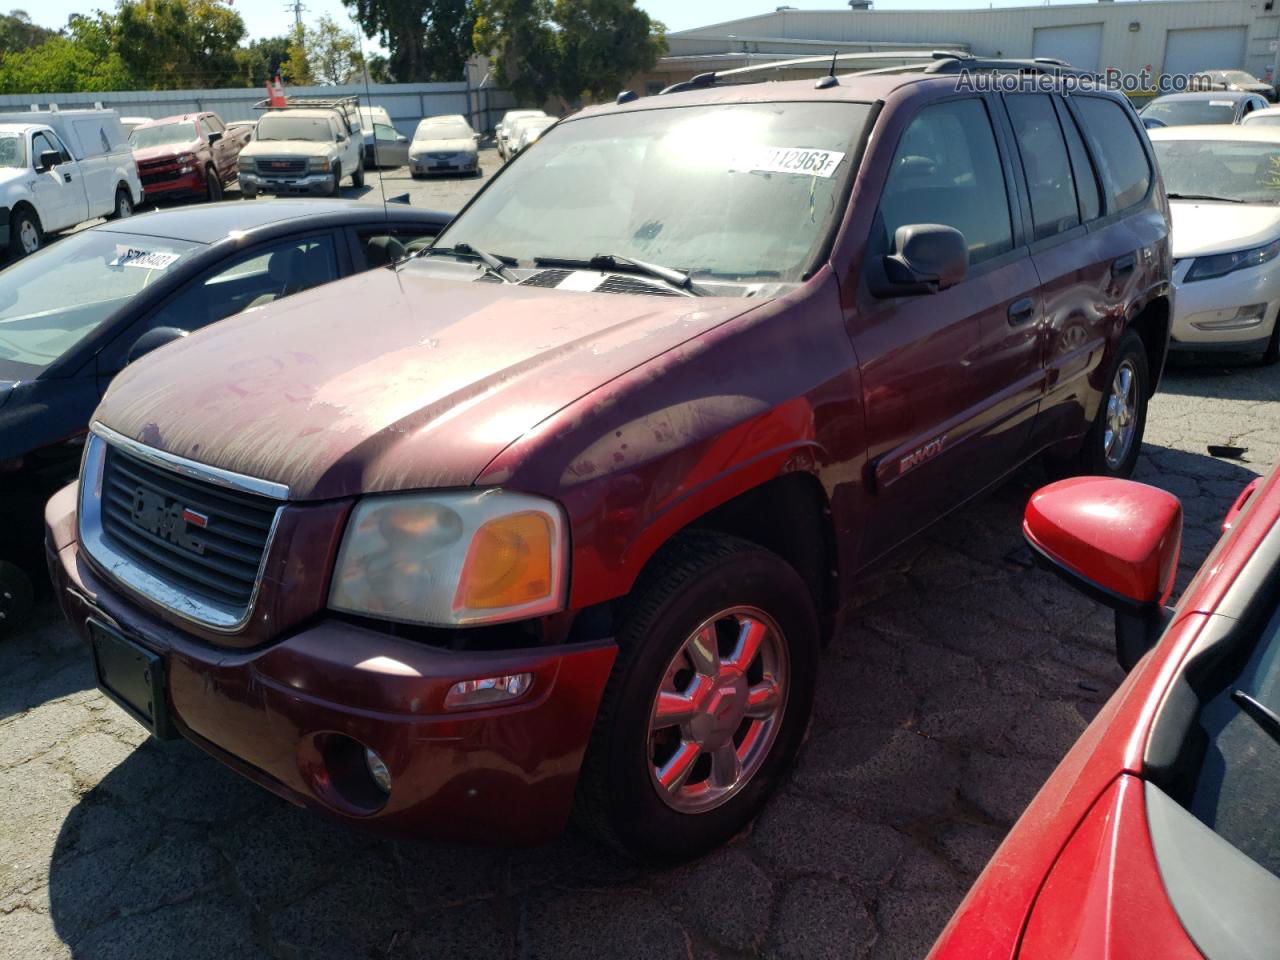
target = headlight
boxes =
[237,155,253,169]
[1185,239,1280,282]
[176,153,195,164]
[329,490,568,626]
[308,157,332,172]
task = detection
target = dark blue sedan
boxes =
[0,199,449,629]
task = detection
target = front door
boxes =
[29,131,80,232]
[848,96,1041,564]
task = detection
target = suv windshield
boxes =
[256,115,334,142]
[1142,99,1237,126]
[1153,139,1280,203]
[0,229,202,378]
[432,101,872,284]
[129,121,198,149]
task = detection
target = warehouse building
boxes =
[634,0,1280,94]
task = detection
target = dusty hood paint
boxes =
[95,268,756,500]
[132,142,200,163]
[242,140,336,160]
[1169,201,1280,258]
[410,137,476,155]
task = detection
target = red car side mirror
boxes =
[1023,477,1182,671]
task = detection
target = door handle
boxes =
[62,173,71,183]
[1007,297,1036,326]
[1111,253,1136,278]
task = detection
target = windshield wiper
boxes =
[418,242,518,283]
[1232,690,1280,748]
[534,254,703,295]
[1166,192,1246,203]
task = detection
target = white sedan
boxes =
[508,116,557,158]
[1149,124,1280,363]
[1243,106,1280,128]
[409,115,481,178]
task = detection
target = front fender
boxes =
[477,270,863,609]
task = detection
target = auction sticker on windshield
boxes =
[730,148,845,178]
[110,247,181,270]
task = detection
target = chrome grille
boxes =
[98,443,278,615]
[256,158,307,176]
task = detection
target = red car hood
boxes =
[95,268,756,499]
[132,142,200,163]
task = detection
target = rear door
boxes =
[849,95,1042,563]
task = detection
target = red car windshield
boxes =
[130,121,198,149]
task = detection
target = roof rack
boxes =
[253,95,362,119]
[658,50,1099,95]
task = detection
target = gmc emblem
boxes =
[130,488,207,555]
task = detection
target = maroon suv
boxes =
[47,58,1172,860]
[130,112,250,202]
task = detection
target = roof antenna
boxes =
[816,51,840,89]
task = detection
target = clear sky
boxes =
[23,0,1123,42]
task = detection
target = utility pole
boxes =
[284,0,306,30]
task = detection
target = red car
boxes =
[130,112,250,203]
[928,469,1280,958]
[47,56,1172,860]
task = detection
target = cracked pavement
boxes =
[2,346,1276,955]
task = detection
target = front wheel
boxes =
[575,533,818,862]
[351,158,364,188]
[109,186,133,220]
[1263,318,1280,365]
[0,560,34,635]
[205,167,223,202]
[329,164,342,197]
[9,207,41,258]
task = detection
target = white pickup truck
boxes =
[0,107,142,258]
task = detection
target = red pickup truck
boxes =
[48,56,1173,861]
[129,112,250,203]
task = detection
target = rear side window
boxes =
[1005,94,1079,241]
[1074,97,1151,212]
[1056,101,1102,222]
[879,98,1014,265]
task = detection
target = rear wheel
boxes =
[575,533,818,862]
[109,186,133,220]
[205,167,223,202]
[9,206,41,258]
[0,560,34,636]
[1048,328,1149,479]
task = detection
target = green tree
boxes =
[115,0,247,89]
[281,23,312,85]
[234,34,293,86]
[364,52,394,83]
[0,34,133,93]
[474,0,665,107]
[306,16,363,85]
[0,9,55,55]
[342,0,475,82]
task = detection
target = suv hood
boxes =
[95,269,756,500]
[1169,201,1280,258]
[242,140,335,159]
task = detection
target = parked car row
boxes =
[3,54,1278,954]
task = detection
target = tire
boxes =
[1263,319,1280,365]
[329,164,342,197]
[0,560,34,635]
[205,167,223,202]
[1049,328,1150,479]
[575,532,819,862]
[411,172,425,180]
[9,206,41,258]
[351,158,364,188]
[108,185,133,220]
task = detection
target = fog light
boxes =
[364,747,392,794]
[444,672,533,709]
[1191,303,1267,331]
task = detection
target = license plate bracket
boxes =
[88,619,175,740]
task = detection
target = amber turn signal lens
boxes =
[455,511,553,610]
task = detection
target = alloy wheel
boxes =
[1103,360,1138,469]
[117,192,133,218]
[19,220,38,253]
[647,606,789,814]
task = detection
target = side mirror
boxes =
[871,224,968,297]
[38,149,61,171]
[397,134,408,143]
[127,326,188,366]
[208,131,222,144]
[1024,477,1182,671]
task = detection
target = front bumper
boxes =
[410,155,478,175]
[140,168,205,200]
[1170,258,1280,351]
[239,171,336,196]
[45,485,616,844]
